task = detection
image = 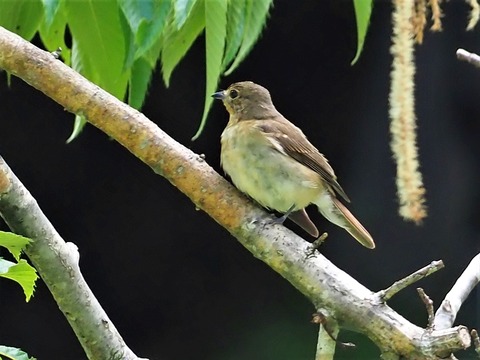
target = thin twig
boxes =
[434,253,480,329]
[417,288,435,329]
[456,48,480,68]
[375,260,444,302]
[306,232,328,258]
[312,312,355,356]
[471,329,480,357]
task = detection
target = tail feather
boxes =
[316,194,375,249]
[288,209,320,237]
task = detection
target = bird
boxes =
[213,81,375,249]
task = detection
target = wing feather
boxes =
[257,118,351,202]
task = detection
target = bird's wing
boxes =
[257,119,351,203]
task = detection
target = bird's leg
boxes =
[272,204,296,225]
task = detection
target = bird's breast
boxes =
[220,121,323,212]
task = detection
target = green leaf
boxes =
[0,345,34,360]
[222,0,247,71]
[64,1,129,96]
[41,0,61,27]
[224,0,272,76]
[0,259,38,302]
[119,0,171,62]
[0,231,31,262]
[0,0,44,41]
[173,0,198,29]
[191,0,227,140]
[351,0,373,65]
[66,115,87,144]
[144,33,164,68]
[64,0,130,141]
[129,58,153,109]
[38,0,71,65]
[65,40,92,142]
[161,0,205,87]
[135,1,171,59]
[118,0,154,32]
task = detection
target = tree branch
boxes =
[434,253,480,330]
[315,323,338,360]
[375,260,444,302]
[456,48,480,68]
[0,26,473,358]
[0,157,144,360]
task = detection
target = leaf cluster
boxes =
[0,0,273,140]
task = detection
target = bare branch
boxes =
[312,311,355,359]
[434,253,480,329]
[375,260,444,302]
[471,329,480,357]
[418,326,471,358]
[456,48,480,68]
[0,157,145,360]
[417,288,435,329]
[312,313,338,360]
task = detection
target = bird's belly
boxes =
[221,128,322,212]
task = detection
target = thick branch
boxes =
[0,26,472,358]
[0,157,143,360]
[434,253,480,330]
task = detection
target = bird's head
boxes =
[212,81,276,120]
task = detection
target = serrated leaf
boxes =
[129,58,153,109]
[0,0,44,41]
[161,0,205,87]
[173,0,198,29]
[191,0,227,140]
[222,0,246,71]
[0,231,31,261]
[351,0,373,65]
[0,345,33,360]
[64,1,130,141]
[0,259,38,302]
[224,0,272,76]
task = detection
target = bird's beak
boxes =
[212,90,226,100]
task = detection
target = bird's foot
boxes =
[271,212,289,225]
[271,204,296,225]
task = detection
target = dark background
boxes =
[1,1,480,359]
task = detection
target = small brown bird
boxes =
[213,81,375,249]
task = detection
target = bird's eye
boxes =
[229,89,239,99]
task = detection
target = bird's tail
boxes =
[315,195,375,249]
